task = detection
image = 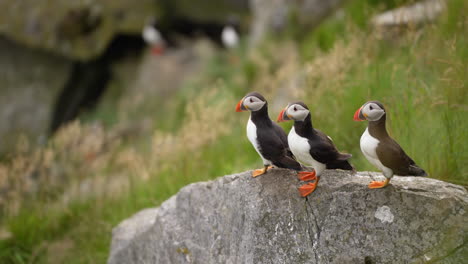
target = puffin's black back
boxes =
[308,130,353,171]
[376,136,426,176]
[366,105,427,177]
[294,113,354,171]
[250,100,302,171]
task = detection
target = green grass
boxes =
[286,0,467,184]
[0,0,467,263]
[0,130,258,263]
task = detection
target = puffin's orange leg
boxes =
[298,170,316,181]
[368,178,390,189]
[298,177,320,197]
[252,165,273,177]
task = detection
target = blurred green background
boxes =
[0,0,466,263]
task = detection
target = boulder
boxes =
[108,169,468,264]
[372,0,445,27]
[0,37,72,154]
[0,0,157,60]
[171,0,250,23]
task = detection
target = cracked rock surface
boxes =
[108,170,467,264]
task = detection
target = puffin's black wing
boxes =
[376,137,426,176]
[257,124,301,171]
[272,122,289,148]
[272,122,299,160]
[308,130,353,170]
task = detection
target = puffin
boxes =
[236,92,302,177]
[354,101,427,188]
[221,17,240,49]
[278,102,354,197]
[142,18,165,55]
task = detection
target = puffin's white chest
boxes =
[288,127,326,175]
[288,127,311,165]
[221,26,238,48]
[288,127,326,171]
[247,118,271,165]
[142,26,162,45]
[360,128,393,177]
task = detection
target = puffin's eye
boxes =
[369,105,373,110]
[249,98,253,103]
[293,107,297,111]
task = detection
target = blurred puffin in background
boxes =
[236,92,302,177]
[221,16,240,49]
[278,102,354,197]
[142,17,166,56]
[354,101,427,189]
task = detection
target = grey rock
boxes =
[372,0,446,39]
[0,37,71,154]
[0,0,156,60]
[372,0,446,27]
[110,208,159,257]
[108,169,468,264]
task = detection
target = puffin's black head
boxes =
[354,101,386,122]
[277,101,310,122]
[145,16,159,28]
[226,15,240,30]
[222,15,240,49]
[236,92,267,112]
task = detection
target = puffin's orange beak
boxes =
[277,107,290,122]
[354,106,364,121]
[236,98,246,112]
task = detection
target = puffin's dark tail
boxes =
[409,165,427,177]
[327,159,354,171]
[277,156,303,171]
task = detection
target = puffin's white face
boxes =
[242,95,266,112]
[286,103,309,121]
[360,102,385,121]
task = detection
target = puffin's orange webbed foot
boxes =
[298,180,319,197]
[252,166,273,178]
[252,169,265,177]
[298,171,316,181]
[368,178,390,189]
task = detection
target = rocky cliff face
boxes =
[108,169,467,264]
[0,0,249,61]
[0,37,72,153]
[0,0,156,60]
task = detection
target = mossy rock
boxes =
[0,0,158,60]
[173,0,250,22]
